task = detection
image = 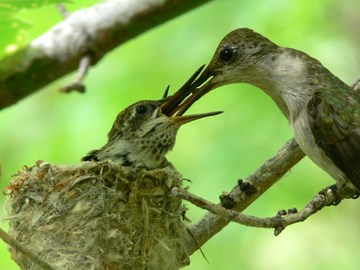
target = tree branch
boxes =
[173,184,356,237]
[184,138,305,255]
[0,0,212,110]
[59,55,91,93]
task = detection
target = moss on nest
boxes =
[5,160,188,269]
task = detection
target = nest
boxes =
[4,160,189,269]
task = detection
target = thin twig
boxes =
[0,228,55,270]
[56,4,91,93]
[142,198,149,265]
[59,55,91,93]
[173,186,342,236]
[57,3,70,18]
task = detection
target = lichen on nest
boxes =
[4,160,189,270]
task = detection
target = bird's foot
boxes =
[219,192,236,209]
[219,180,258,209]
[319,184,341,206]
[276,208,298,216]
[274,208,298,235]
[237,179,257,196]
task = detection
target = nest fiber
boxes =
[5,161,188,269]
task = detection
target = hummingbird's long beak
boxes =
[171,111,222,125]
[174,66,217,116]
[160,65,221,123]
[160,65,206,117]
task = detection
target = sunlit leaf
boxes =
[0,0,71,9]
[0,0,72,58]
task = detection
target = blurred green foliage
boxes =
[0,0,71,57]
[1,0,360,269]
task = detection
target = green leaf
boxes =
[0,0,71,9]
[0,16,29,56]
[0,0,72,58]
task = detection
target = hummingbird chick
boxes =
[82,67,222,169]
[187,28,360,193]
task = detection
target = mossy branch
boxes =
[0,0,212,110]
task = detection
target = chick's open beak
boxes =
[170,111,222,125]
[160,66,222,124]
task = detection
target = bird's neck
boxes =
[129,129,177,169]
[252,48,319,122]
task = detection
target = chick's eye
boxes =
[136,105,147,114]
[220,47,236,62]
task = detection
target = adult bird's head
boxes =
[177,28,290,116]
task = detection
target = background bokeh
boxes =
[1,0,360,269]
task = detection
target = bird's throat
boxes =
[253,48,315,121]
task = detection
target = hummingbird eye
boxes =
[136,105,148,114]
[219,46,236,62]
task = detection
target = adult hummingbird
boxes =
[82,67,222,169]
[184,28,360,193]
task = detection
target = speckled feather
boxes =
[82,99,179,169]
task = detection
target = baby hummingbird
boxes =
[82,67,222,169]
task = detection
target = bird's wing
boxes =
[81,138,131,164]
[307,88,360,190]
[81,149,101,161]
